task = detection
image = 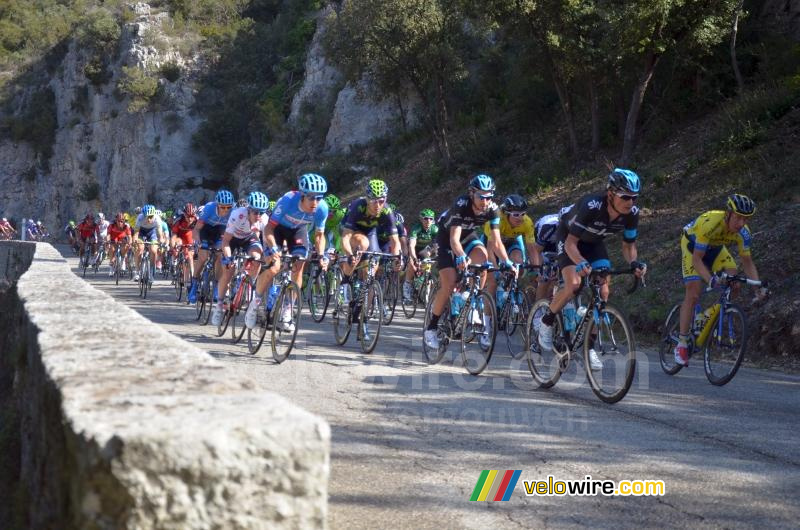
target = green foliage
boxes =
[159,61,182,82]
[84,56,112,86]
[0,0,76,68]
[78,8,122,50]
[194,0,320,174]
[117,66,159,112]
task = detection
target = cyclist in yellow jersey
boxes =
[481,194,538,306]
[674,193,767,366]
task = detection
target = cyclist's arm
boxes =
[622,241,638,265]
[448,225,465,259]
[564,234,586,267]
[488,227,510,263]
[221,232,233,259]
[388,234,401,256]
[525,241,539,267]
[408,237,418,260]
[531,243,544,267]
[192,219,205,244]
[262,223,278,253]
[740,254,759,282]
[341,228,355,256]
[314,229,326,256]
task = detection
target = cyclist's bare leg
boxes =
[548,265,582,314]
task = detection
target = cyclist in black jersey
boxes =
[423,174,516,351]
[532,204,573,302]
[536,169,647,370]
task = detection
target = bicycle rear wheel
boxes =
[195,272,207,321]
[202,277,216,325]
[174,261,184,301]
[704,304,747,386]
[526,299,566,388]
[401,280,417,319]
[308,267,329,323]
[658,304,684,375]
[231,280,251,344]
[272,282,302,363]
[142,259,151,299]
[460,290,496,376]
[584,304,636,404]
[381,272,397,325]
[360,282,382,353]
[332,286,352,346]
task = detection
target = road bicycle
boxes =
[109,242,128,286]
[92,243,106,274]
[247,253,306,362]
[378,258,400,325]
[332,251,400,354]
[495,264,535,360]
[217,251,253,342]
[422,262,498,376]
[401,257,437,319]
[195,248,221,325]
[303,255,330,323]
[137,241,158,299]
[526,267,641,404]
[171,245,189,302]
[659,272,765,386]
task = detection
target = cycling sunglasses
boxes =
[616,193,639,202]
[508,212,525,218]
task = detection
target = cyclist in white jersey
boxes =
[211,192,270,327]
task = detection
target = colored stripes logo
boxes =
[470,470,522,502]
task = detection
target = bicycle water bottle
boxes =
[563,300,577,332]
[692,303,706,335]
[576,304,587,320]
[496,287,507,310]
[451,291,466,316]
[266,285,280,311]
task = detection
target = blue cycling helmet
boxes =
[469,174,496,193]
[607,168,641,194]
[215,189,235,206]
[247,191,269,213]
[143,204,156,216]
[298,173,328,194]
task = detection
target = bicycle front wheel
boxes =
[505,292,530,360]
[272,282,302,363]
[202,277,216,326]
[526,299,566,388]
[174,261,184,301]
[381,272,397,325]
[460,290,496,376]
[360,282,383,354]
[308,268,329,323]
[704,304,747,386]
[658,304,684,375]
[231,279,252,344]
[584,304,636,404]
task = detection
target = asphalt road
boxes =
[64,249,799,529]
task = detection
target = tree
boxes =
[326,0,470,168]
[606,0,742,165]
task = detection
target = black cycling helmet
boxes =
[607,168,641,194]
[726,193,755,217]
[468,174,496,193]
[502,194,528,213]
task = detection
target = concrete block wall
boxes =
[0,242,329,529]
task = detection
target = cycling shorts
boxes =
[138,226,158,243]
[437,232,484,271]
[230,234,263,254]
[199,224,224,250]
[273,224,310,258]
[556,240,611,271]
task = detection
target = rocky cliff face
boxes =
[0,3,210,231]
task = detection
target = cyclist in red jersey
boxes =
[171,203,198,289]
[106,212,132,276]
[77,213,98,262]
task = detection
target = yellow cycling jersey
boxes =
[683,210,751,256]
[483,213,536,244]
[125,213,137,230]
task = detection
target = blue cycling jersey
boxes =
[269,191,328,231]
[199,201,231,227]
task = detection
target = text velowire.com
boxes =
[524,475,665,497]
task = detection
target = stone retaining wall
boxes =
[0,242,329,529]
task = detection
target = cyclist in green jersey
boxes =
[403,208,439,301]
[322,195,346,254]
